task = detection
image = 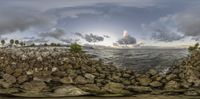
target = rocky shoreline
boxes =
[0,47,200,97]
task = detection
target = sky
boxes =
[0,0,200,46]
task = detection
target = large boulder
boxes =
[52,85,89,96]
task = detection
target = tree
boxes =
[10,39,14,46]
[44,43,48,46]
[69,43,82,53]
[31,43,35,47]
[15,40,19,45]
[1,40,5,46]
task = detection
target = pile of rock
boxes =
[0,47,200,97]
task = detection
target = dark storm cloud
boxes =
[75,33,104,43]
[39,28,65,39]
[117,35,137,45]
[84,34,104,43]
[0,6,54,35]
[103,35,110,38]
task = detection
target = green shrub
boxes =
[69,43,82,53]
[188,43,200,52]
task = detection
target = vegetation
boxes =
[15,40,19,45]
[10,39,14,46]
[69,43,83,53]
[188,43,200,52]
[1,40,5,46]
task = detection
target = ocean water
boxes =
[86,48,189,72]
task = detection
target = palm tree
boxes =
[10,39,14,46]
[1,40,5,46]
[15,40,19,45]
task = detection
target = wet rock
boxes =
[3,74,16,84]
[53,85,89,96]
[164,80,180,90]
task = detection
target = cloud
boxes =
[2,0,160,11]
[142,15,184,41]
[143,6,200,42]
[24,38,49,44]
[39,28,65,39]
[75,33,104,43]
[175,6,200,36]
[60,38,80,44]
[117,35,137,45]
[0,6,54,35]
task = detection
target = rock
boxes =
[17,75,28,84]
[166,74,177,81]
[181,80,191,88]
[184,90,199,96]
[60,77,73,84]
[126,86,152,93]
[148,69,157,76]
[37,56,43,61]
[164,80,180,90]
[80,84,103,94]
[53,85,89,96]
[74,76,89,84]
[21,81,46,93]
[21,54,27,60]
[0,88,19,94]
[84,73,95,80]
[103,82,127,94]
[0,79,11,88]
[150,81,162,88]
[137,76,152,86]
[3,74,16,84]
